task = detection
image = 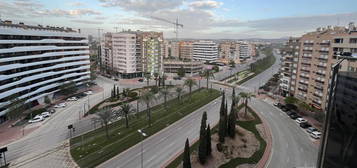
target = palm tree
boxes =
[154,72,159,86]
[175,86,184,102]
[184,78,197,100]
[96,108,114,139]
[239,92,255,117]
[139,91,156,126]
[118,103,135,128]
[144,73,151,86]
[161,74,167,86]
[198,71,205,88]
[159,86,172,109]
[202,69,214,90]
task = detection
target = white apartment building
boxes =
[193,40,218,62]
[239,42,250,60]
[0,21,90,120]
[101,32,141,78]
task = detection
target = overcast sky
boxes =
[1,0,357,39]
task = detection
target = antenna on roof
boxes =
[337,17,340,26]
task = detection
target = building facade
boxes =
[179,41,193,60]
[163,60,203,74]
[193,40,218,62]
[218,42,241,64]
[0,21,90,120]
[239,42,250,60]
[101,32,141,78]
[280,37,300,96]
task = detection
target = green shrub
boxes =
[128,91,138,98]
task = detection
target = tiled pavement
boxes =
[10,140,78,168]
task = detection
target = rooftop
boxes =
[0,20,77,33]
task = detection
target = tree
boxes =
[175,86,184,102]
[158,86,172,109]
[229,59,235,67]
[139,91,156,126]
[198,112,207,164]
[184,78,197,100]
[218,117,225,143]
[154,72,159,86]
[161,74,167,87]
[7,95,26,120]
[44,95,51,105]
[239,92,255,117]
[227,102,237,138]
[202,69,214,90]
[177,66,186,77]
[198,71,205,88]
[212,65,219,72]
[218,93,227,142]
[59,81,78,95]
[183,138,192,168]
[206,124,212,156]
[118,103,135,128]
[116,86,120,99]
[96,108,114,139]
[144,73,151,86]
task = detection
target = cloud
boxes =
[71,19,103,24]
[189,0,223,9]
[69,2,85,7]
[38,9,101,17]
[99,0,184,13]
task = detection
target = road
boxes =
[98,50,318,168]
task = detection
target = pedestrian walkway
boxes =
[10,140,78,168]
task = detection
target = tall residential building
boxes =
[291,23,357,110]
[0,21,90,121]
[169,41,180,59]
[248,43,257,57]
[239,42,250,60]
[101,32,141,78]
[179,41,193,60]
[317,58,357,168]
[280,37,300,96]
[136,31,164,75]
[193,40,218,62]
[218,42,241,63]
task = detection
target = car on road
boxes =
[54,103,66,108]
[48,109,56,113]
[173,76,181,80]
[41,112,51,118]
[67,97,78,101]
[286,111,296,116]
[84,91,93,95]
[28,115,44,123]
[299,122,311,129]
[289,113,300,119]
[310,131,322,139]
[306,127,318,134]
[296,118,307,124]
[138,78,144,82]
[273,102,281,107]
[281,106,288,112]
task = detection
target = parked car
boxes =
[67,97,78,101]
[286,111,296,116]
[310,131,322,139]
[54,103,66,108]
[48,109,56,114]
[299,122,311,129]
[289,114,299,119]
[281,106,288,112]
[84,91,93,95]
[273,102,281,107]
[138,79,144,82]
[41,112,51,118]
[173,76,181,80]
[28,115,44,123]
[296,118,308,124]
[307,127,318,134]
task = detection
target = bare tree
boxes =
[96,108,115,139]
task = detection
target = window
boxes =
[349,38,357,43]
[334,38,344,43]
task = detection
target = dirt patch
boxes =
[186,125,260,168]
[255,124,267,140]
[238,108,255,121]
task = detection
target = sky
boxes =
[1,0,357,39]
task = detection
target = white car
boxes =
[41,112,51,118]
[54,103,66,108]
[67,97,78,101]
[296,118,307,124]
[310,131,322,139]
[84,91,93,95]
[28,115,44,123]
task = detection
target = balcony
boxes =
[312,100,322,106]
[315,79,325,84]
[300,75,309,79]
[298,87,308,92]
[301,62,311,66]
[316,63,327,68]
[320,40,330,46]
[314,85,324,91]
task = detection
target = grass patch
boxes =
[70,88,221,168]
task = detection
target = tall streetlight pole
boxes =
[137,129,147,168]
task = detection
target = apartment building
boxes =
[218,42,240,64]
[136,31,164,76]
[280,37,300,96]
[101,32,141,78]
[169,41,180,59]
[292,24,357,110]
[0,21,90,120]
[193,40,218,62]
[179,41,193,60]
[239,42,250,60]
[163,60,203,74]
[248,43,257,57]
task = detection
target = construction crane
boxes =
[151,16,183,39]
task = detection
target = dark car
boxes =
[173,76,181,80]
[281,106,289,112]
[290,114,299,119]
[286,111,296,116]
[300,122,312,129]
[138,79,144,82]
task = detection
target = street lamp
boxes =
[137,129,147,168]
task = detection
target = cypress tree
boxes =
[183,138,191,168]
[218,117,225,143]
[113,85,116,98]
[198,112,207,164]
[228,107,236,138]
[219,92,225,116]
[206,124,212,156]
[117,86,120,99]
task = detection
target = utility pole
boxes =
[114,27,119,33]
